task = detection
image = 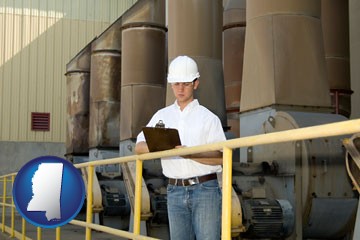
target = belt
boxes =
[168,173,217,186]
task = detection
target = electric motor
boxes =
[241,199,294,239]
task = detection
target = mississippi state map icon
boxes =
[13,156,85,228]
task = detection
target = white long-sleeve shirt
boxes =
[136,99,226,178]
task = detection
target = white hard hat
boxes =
[167,56,200,83]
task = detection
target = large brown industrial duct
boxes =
[321,0,352,117]
[167,0,227,127]
[240,0,331,112]
[65,42,92,155]
[89,18,122,148]
[120,0,166,141]
[223,0,246,138]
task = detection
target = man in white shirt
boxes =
[135,55,226,240]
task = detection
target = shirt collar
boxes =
[174,99,199,111]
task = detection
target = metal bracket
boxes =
[247,146,253,163]
[268,116,276,128]
[155,120,165,128]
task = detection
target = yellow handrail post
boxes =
[22,218,26,240]
[56,227,61,240]
[85,165,94,240]
[37,227,42,240]
[221,147,233,240]
[2,177,7,233]
[11,175,15,237]
[133,158,143,235]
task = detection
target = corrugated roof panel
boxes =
[18,12,30,141]
[110,0,118,21]
[10,15,22,141]
[26,14,39,142]
[53,13,65,142]
[60,72,67,142]
[2,12,14,140]
[44,20,55,142]
[1,57,11,140]
[0,11,4,139]
[19,44,30,141]
[0,0,137,142]
[35,16,47,142]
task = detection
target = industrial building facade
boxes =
[0,0,136,174]
[1,0,360,239]
[1,0,360,175]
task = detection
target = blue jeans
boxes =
[166,179,222,240]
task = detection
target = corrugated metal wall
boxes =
[0,0,136,142]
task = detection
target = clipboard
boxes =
[142,126,181,152]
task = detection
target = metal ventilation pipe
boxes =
[89,18,122,148]
[65,42,92,156]
[119,3,167,235]
[120,0,166,141]
[237,2,356,239]
[167,0,227,126]
[240,0,331,112]
[321,0,352,117]
[223,0,246,138]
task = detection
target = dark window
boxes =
[31,112,50,131]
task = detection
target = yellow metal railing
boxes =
[1,118,360,240]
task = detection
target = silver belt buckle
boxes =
[188,177,199,185]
